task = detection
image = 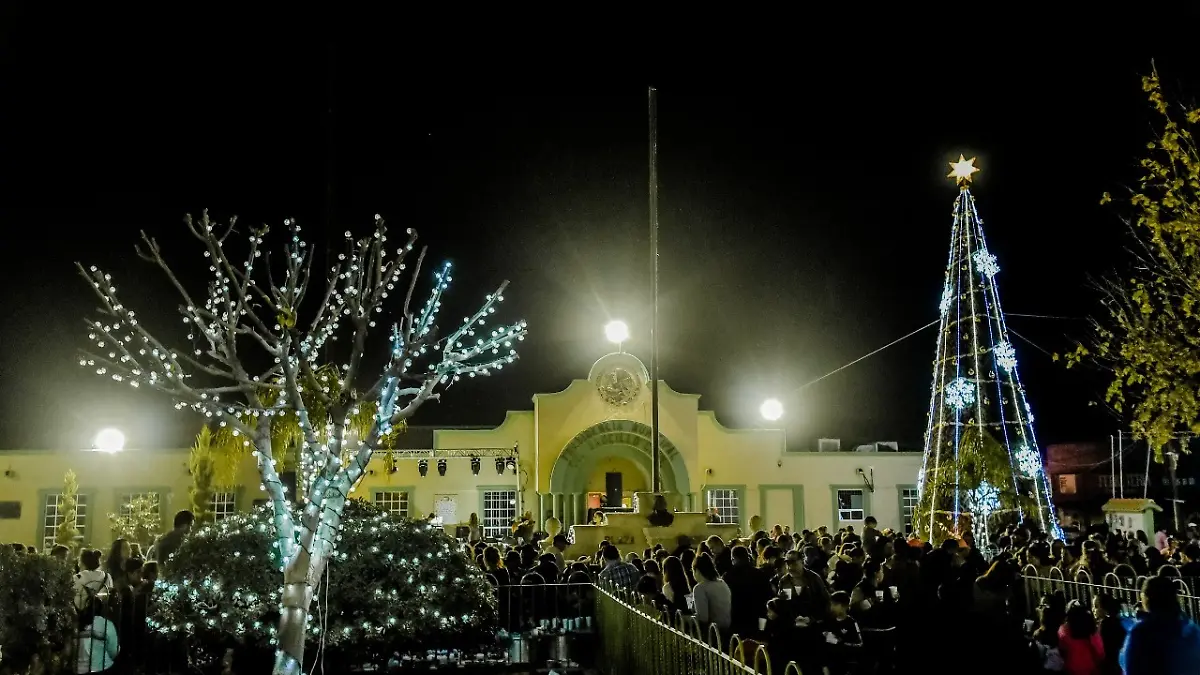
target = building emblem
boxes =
[588,352,648,407]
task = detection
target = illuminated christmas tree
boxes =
[78,213,525,675]
[914,156,1061,545]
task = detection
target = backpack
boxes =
[74,572,114,616]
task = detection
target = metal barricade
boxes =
[1022,564,1200,621]
[593,583,796,675]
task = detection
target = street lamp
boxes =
[604,320,630,348]
[93,428,126,453]
[760,398,784,422]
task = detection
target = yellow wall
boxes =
[0,355,926,549]
[531,380,700,494]
[584,455,649,494]
[0,448,261,549]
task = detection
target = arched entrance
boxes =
[544,420,692,525]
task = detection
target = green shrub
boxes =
[0,547,76,675]
[152,500,496,668]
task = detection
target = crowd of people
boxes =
[10,505,1200,675]
[472,513,1200,675]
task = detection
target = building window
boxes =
[43,493,88,551]
[706,489,740,526]
[482,490,517,539]
[121,492,162,519]
[210,492,237,520]
[374,490,410,518]
[900,488,919,534]
[836,489,865,524]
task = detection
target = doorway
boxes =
[605,472,623,508]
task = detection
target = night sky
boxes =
[3,13,1200,450]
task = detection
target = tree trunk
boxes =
[273,563,315,675]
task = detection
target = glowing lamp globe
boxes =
[93,428,126,453]
[604,320,630,345]
[760,398,784,422]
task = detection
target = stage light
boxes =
[495,458,506,475]
[471,457,481,475]
[418,459,429,478]
[437,459,448,477]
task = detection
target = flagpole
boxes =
[648,86,661,494]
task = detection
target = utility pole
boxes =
[648,86,661,494]
[1166,444,1182,532]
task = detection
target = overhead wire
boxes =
[781,311,1070,400]
[788,319,939,396]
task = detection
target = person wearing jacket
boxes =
[1058,601,1104,675]
[1121,575,1200,674]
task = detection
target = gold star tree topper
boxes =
[947,155,979,184]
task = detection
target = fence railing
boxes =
[1021,564,1200,621]
[594,583,803,675]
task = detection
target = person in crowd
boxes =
[74,549,114,612]
[723,545,772,638]
[778,549,831,623]
[1091,593,1126,675]
[636,573,669,613]
[862,516,881,555]
[597,545,641,590]
[660,556,692,618]
[1121,575,1200,674]
[105,538,130,582]
[823,591,862,675]
[51,544,71,563]
[1032,594,1066,672]
[482,546,510,585]
[691,553,731,635]
[467,513,482,543]
[1058,600,1104,675]
[1179,543,1200,577]
[849,558,890,625]
[140,560,159,592]
[148,510,194,572]
[548,534,569,572]
[706,535,732,577]
[763,598,797,673]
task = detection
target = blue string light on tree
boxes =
[994,341,1017,372]
[1016,445,1041,477]
[972,248,1000,278]
[970,480,1001,518]
[944,377,976,410]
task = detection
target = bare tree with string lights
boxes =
[77,212,526,675]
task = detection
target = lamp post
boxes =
[604,320,629,352]
[760,398,784,423]
[92,428,126,453]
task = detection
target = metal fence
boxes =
[1021,564,1200,621]
[594,584,804,675]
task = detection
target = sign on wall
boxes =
[434,494,458,525]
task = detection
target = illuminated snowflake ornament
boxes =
[970,480,1001,515]
[994,340,1017,372]
[1016,445,1041,477]
[972,248,1000,278]
[944,377,976,410]
[939,284,953,315]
